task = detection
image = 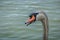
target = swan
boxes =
[25,11,49,40]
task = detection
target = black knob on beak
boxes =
[25,22,30,26]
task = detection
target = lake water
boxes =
[0,0,60,40]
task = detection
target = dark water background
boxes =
[0,0,60,40]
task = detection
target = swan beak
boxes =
[25,15,35,26]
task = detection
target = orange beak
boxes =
[25,15,35,26]
[27,15,35,23]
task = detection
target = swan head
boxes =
[25,15,36,26]
[25,13,38,26]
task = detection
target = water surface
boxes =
[0,0,60,40]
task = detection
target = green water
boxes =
[0,0,60,40]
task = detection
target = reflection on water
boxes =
[0,0,60,40]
